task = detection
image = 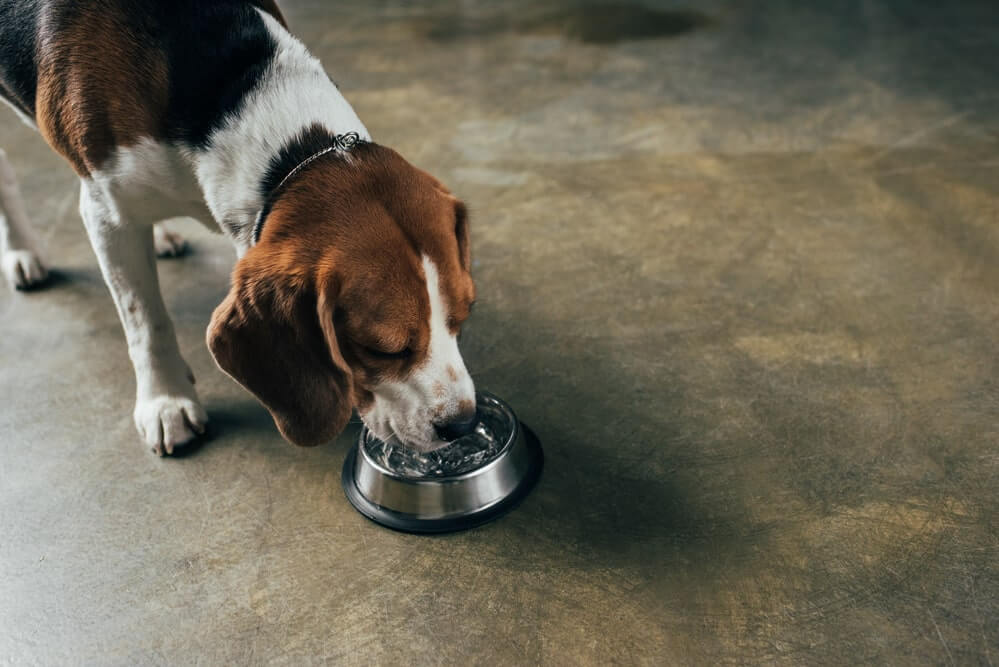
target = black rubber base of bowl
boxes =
[341,426,544,534]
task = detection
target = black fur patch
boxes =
[254,125,370,244]
[156,1,278,148]
[259,124,342,200]
[0,0,40,118]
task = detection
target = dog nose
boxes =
[434,413,477,441]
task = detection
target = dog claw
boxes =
[135,395,208,456]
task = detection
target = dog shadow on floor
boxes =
[166,398,277,458]
[422,300,772,579]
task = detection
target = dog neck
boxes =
[193,9,369,255]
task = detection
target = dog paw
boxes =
[153,226,188,258]
[1,249,48,290]
[134,394,208,456]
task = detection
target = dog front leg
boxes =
[0,148,48,289]
[79,180,208,455]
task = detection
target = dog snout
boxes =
[433,408,477,441]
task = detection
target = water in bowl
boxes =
[362,398,514,478]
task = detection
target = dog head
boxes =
[207,142,476,450]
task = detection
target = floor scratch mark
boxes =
[928,608,956,667]
[863,111,972,165]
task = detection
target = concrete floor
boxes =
[2,0,998,663]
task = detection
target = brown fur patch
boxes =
[263,142,475,388]
[36,7,168,175]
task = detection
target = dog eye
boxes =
[361,345,413,361]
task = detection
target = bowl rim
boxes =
[357,390,520,483]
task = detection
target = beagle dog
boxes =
[0,0,477,454]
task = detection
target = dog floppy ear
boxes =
[207,258,352,447]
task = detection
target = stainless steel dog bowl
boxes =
[341,392,543,533]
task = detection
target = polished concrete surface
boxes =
[2,0,998,663]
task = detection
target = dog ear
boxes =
[207,258,352,447]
